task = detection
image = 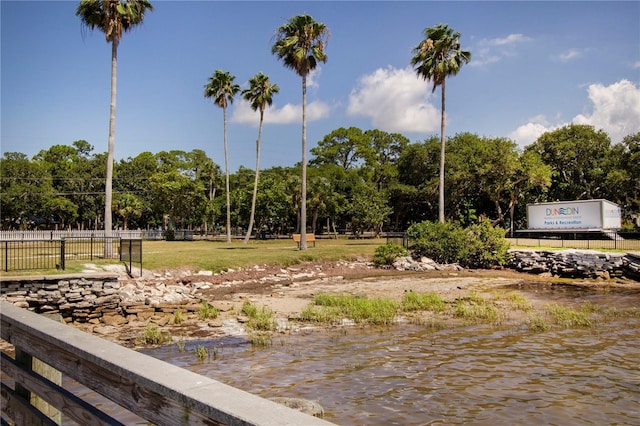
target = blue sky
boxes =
[2,1,639,171]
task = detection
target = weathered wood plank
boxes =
[0,383,57,426]
[1,353,124,426]
[0,301,333,426]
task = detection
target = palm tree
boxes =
[204,70,240,243]
[76,0,153,247]
[272,14,329,250]
[241,73,279,244]
[411,23,471,223]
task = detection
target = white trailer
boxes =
[527,199,621,231]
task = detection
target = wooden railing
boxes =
[0,301,333,425]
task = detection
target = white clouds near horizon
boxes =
[509,79,640,147]
[231,99,332,126]
[347,66,439,133]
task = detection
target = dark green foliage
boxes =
[406,219,509,268]
[464,219,510,268]
[406,221,467,264]
[373,242,409,267]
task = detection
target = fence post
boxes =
[4,241,7,272]
[60,239,65,270]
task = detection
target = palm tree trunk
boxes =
[438,78,446,223]
[243,111,264,244]
[104,39,118,257]
[300,76,308,250]
[224,107,231,243]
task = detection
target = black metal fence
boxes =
[508,232,640,251]
[1,237,122,272]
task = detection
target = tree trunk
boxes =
[104,39,118,257]
[223,106,231,243]
[438,78,446,223]
[300,76,308,250]
[244,111,264,244]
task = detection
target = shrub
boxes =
[406,221,467,264]
[406,219,509,268]
[463,219,510,268]
[373,242,410,267]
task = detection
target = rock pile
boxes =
[392,256,464,272]
[506,249,640,280]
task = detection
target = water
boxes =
[140,285,640,425]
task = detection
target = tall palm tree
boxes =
[76,0,153,246]
[272,14,329,250]
[204,70,240,243]
[411,23,471,223]
[241,73,279,245]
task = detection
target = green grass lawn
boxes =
[60,237,387,274]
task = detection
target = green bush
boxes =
[373,242,410,267]
[464,219,510,268]
[406,221,467,264]
[406,219,509,268]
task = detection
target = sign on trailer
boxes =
[527,199,621,230]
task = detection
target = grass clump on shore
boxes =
[452,292,501,324]
[198,301,219,320]
[302,293,399,326]
[401,291,446,313]
[242,302,276,331]
[194,345,208,360]
[140,323,170,345]
[545,303,594,327]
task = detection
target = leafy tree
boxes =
[241,73,279,244]
[113,192,144,230]
[349,183,392,237]
[310,127,366,170]
[272,14,330,249]
[116,151,159,228]
[411,24,471,223]
[360,129,408,191]
[44,197,78,230]
[255,170,296,236]
[204,70,240,243]
[505,150,551,235]
[526,124,611,201]
[76,0,153,238]
[605,132,640,225]
[0,153,55,229]
[34,142,103,229]
[397,138,440,224]
[148,170,206,230]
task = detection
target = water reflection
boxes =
[144,291,640,425]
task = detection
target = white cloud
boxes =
[487,34,530,46]
[347,66,439,133]
[306,67,322,89]
[509,116,559,148]
[509,79,640,147]
[470,33,531,67]
[573,79,640,142]
[231,99,331,125]
[634,61,640,69]
[555,48,583,62]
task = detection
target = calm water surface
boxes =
[141,285,640,425]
